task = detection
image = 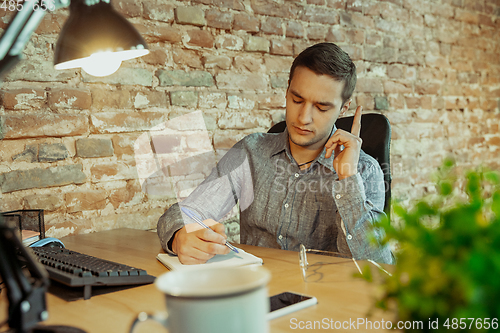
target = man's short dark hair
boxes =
[288,42,357,107]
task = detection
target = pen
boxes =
[180,207,239,254]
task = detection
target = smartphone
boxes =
[268,291,318,320]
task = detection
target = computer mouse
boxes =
[29,237,65,248]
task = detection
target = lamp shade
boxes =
[54,0,148,77]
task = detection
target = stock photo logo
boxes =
[133,111,254,225]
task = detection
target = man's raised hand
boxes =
[325,106,363,180]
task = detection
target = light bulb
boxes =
[81,52,122,77]
[54,49,149,77]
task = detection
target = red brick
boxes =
[114,0,142,17]
[487,137,500,146]
[306,25,327,40]
[478,14,495,27]
[451,60,473,72]
[425,54,450,68]
[326,27,346,43]
[387,65,404,79]
[270,40,294,56]
[2,114,88,139]
[455,8,479,24]
[388,95,405,109]
[216,73,268,91]
[173,48,203,68]
[234,55,265,72]
[285,21,305,38]
[346,0,363,12]
[345,29,365,44]
[218,112,271,129]
[233,13,260,32]
[0,10,15,29]
[90,161,136,182]
[300,6,339,25]
[66,190,108,213]
[90,112,168,134]
[143,1,174,22]
[307,0,325,4]
[210,0,245,10]
[112,134,141,158]
[415,82,441,95]
[251,0,298,19]
[450,46,476,60]
[35,12,67,34]
[366,2,409,22]
[264,55,294,73]
[1,89,45,110]
[364,46,397,63]
[374,17,407,34]
[110,181,142,209]
[257,93,286,109]
[384,80,413,94]
[340,12,375,29]
[206,9,233,29]
[132,90,169,109]
[187,29,214,48]
[421,96,433,109]
[405,96,421,109]
[326,0,345,9]
[442,85,462,96]
[357,78,384,93]
[138,23,182,44]
[262,17,283,35]
[91,89,132,109]
[48,88,91,110]
[366,32,382,45]
[142,49,168,66]
[215,35,244,50]
[355,94,375,110]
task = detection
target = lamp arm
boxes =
[0,0,70,78]
[0,217,50,332]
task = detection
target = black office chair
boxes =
[268,113,392,215]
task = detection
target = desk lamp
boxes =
[0,0,149,78]
[0,1,149,332]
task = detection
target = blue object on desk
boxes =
[29,237,65,248]
[180,207,239,254]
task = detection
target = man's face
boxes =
[286,66,350,153]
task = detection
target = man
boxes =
[157,42,394,265]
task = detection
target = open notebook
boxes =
[157,247,263,271]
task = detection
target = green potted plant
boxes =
[363,159,500,332]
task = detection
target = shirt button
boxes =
[278,235,283,240]
[347,235,352,240]
[284,203,289,208]
[295,173,299,178]
[335,194,342,199]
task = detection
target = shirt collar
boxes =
[269,125,338,173]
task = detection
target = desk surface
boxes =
[1,229,394,332]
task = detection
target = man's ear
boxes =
[340,99,352,116]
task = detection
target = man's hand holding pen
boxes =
[172,218,230,265]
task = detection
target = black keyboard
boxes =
[31,247,156,300]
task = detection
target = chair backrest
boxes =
[268,113,392,215]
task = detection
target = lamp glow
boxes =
[55,49,149,77]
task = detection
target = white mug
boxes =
[130,265,271,333]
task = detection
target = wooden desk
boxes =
[2,229,394,332]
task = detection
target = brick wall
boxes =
[0,0,499,240]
